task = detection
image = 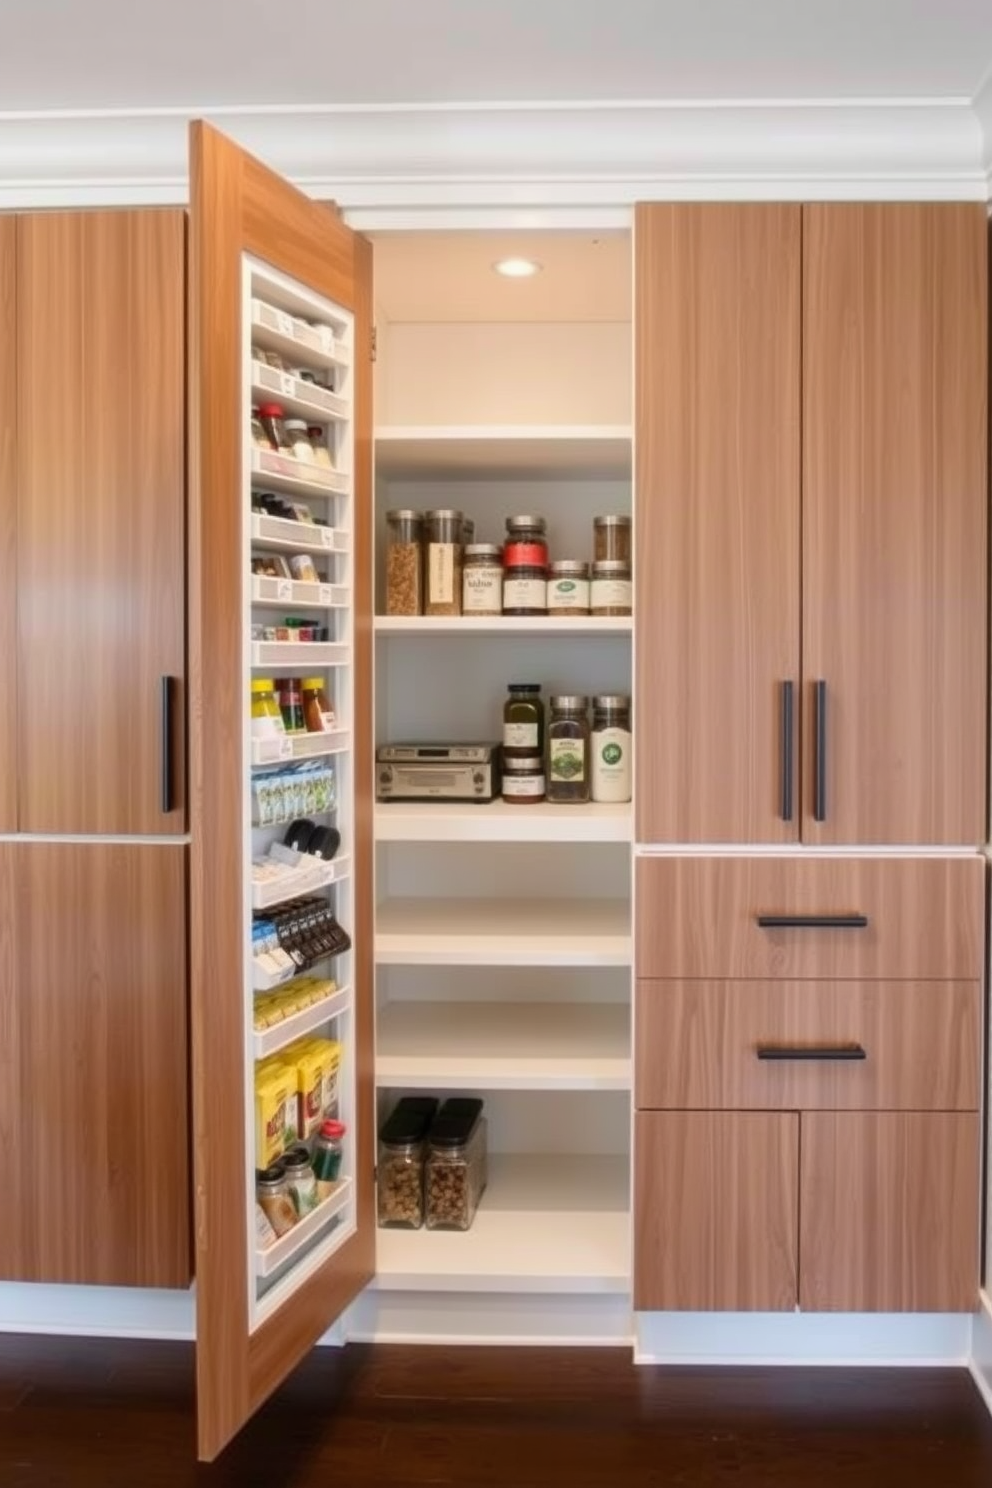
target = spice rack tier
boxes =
[373,440,633,1302]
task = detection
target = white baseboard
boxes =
[635,1310,971,1365]
[968,1292,992,1414]
[343,1289,634,1346]
[0,1282,196,1340]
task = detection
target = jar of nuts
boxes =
[425,1097,487,1231]
[376,1096,438,1229]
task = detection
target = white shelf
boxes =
[251,575,349,610]
[252,852,350,912]
[251,513,349,554]
[251,300,350,372]
[256,1178,353,1279]
[374,799,631,843]
[376,897,631,967]
[375,615,632,636]
[251,359,348,423]
[375,1154,629,1294]
[252,728,350,766]
[251,449,349,499]
[251,641,348,669]
[376,1001,630,1091]
[375,425,632,479]
[254,984,351,1059]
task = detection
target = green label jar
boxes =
[546,695,590,803]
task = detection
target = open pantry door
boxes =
[188,121,375,1461]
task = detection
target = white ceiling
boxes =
[372,232,632,324]
[1,0,991,112]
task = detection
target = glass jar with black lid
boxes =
[503,514,548,615]
[503,683,545,758]
[425,1097,488,1231]
[377,1096,439,1229]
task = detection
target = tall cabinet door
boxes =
[0,218,15,831]
[802,204,987,845]
[635,204,801,844]
[16,211,186,835]
[189,123,374,1461]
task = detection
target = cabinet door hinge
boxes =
[371,325,378,363]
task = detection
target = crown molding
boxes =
[973,70,992,195]
[0,99,987,215]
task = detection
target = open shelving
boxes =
[251,358,349,423]
[375,800,631,843]
[375,425,632,479]
[375,896,631,967]
[251,297,351,372]
[254,984,351,1060]
[375,615,631,636]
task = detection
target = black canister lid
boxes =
[380,1096,439,1146]
[429,1097,484,1148]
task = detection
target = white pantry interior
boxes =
[366,229,636,1325]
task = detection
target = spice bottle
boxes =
[311,1119,347,1201]
[590,560,632,616]
[385,509,423,616]
[251,679,286,739]
[285,418,316,461]
[258,403,291,452]
[593,514,632,564]
[591,695,632,803]
[307,426,335,470]
[546,695,591,803]
[256,1163,298,1237]
[282,1145,319,1216]
[546,559,590,616]
[503,684,545,758]
[462,544,503,615]
[501,754,545,804]
[503,515,548,616]
[424,509,464,616]
[277,678,306,733]
[250,407,270,448]
[302,677,335,733]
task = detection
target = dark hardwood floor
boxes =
[1,1336,992,1487]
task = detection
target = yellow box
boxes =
[254,1061,296,1168]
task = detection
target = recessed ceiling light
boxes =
[493,257,542,278]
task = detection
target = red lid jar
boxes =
[503,514,548,570]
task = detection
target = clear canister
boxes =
[385,509,423,616]
[425,1098,488,1231]
[593,514,632,564]
[377,1096,438,1229]
[462,543,503,615]
[546,694,591,803]
[425,509,464,616]
[591,694,632,803]
[590,560,632,616]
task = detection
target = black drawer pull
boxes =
[814,678,827,822]
[755,913,868,930]
[756,1044,866,1062]
[780,680,794,822]
[160,675,174,814]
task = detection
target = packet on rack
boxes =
[252,762,336,826]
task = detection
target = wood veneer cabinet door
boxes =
[802,204,987,845]
[0,219,15,831]
[0,842,189,1287]
[16,210,186,835]
[634,1111,799,1311]
[634,204,801,844]
[799,1112,979,1311]
[189,123,375,1461]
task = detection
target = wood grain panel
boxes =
[634,1111,798,1310]
[15,211,186,834]
[634,204,801,844]
[802,204,987,845]
[799,1112,979,1311]
[0,220,15,830]
[635,853,984,980]
[635,979,980,1112]
[189,121,374,1462]
[0,843,189,1287]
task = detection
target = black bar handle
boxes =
[814,679,827,822]
[160,675,174,814]
[780,680,794,822]
[756,913,868,930]
[756,1044,866,1062]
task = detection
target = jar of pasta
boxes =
[425,509,464,616]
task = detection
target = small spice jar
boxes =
[385,509,423,616]
[281,1145,319,1217]
[546,559,590,616]
[504,515,548,569]
[590,560,632,616]
[258,403,291,452]
[311,1119,346,1201]
[302,677,335,733]
[593,514,632,564]
[377,1097,438,1229]
[277,677,306,733]
[425,509,464,616]
[546,695,591,803]
[250,407,270,448]
[256,1163,298,1237]
[503,683,545,758]
[285,417,316,461]
[591,694,632,803]
[307,426,335,470]
[501,753,545,803]
[462,543,503,615]
[425,1099,487,1232]
[251,678,286,739]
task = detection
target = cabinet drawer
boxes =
[635,979,980,1112]
[635,855,983,980]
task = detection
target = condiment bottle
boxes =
[251,679,286,739]
[307,426,335,469]
[258,403,291,451]
[256,1164,298,1236]
[311,1119,347,1200]
[503,684,545,758]
[546,695,591,803]
[277,678,306,733]
[302,677,335,733]
[281,1145,319,1216]
[591,695,632,803]
[285,418,316,461]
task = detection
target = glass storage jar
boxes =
[503,683,545,758]
[593,514,632,564]
[546,695,591,803]
[590,560,632,616]
[302,677,335,733]
[546,559,590,615]
[462,543,503,615]
[285,418,316,461]
[591,694,632,803]
[307,426,335,469]
[377,1096,438,1229]
[258,403,291,451]
[250,407,270,448]
[425,1098,488,1231]
[385,509,423,616]
[425,509,464,616]
[501,753,545,803]
[504,514,548,569]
